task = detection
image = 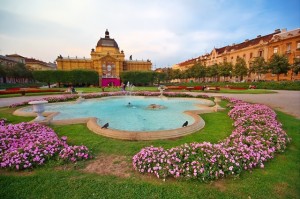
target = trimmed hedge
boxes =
[177,81,300,90]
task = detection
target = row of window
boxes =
[273,41,300,54]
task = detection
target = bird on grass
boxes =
[182,121,188,127]
[101,123,109,129]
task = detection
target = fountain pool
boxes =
[20,96,212,132]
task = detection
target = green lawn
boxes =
[0,103,299,199]
[217,88,276,94]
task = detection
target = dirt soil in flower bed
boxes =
[82,155,132,178]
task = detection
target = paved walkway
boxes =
[195,90,300,119]
[0,90,299,119]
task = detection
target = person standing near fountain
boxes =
[121,82,126,91]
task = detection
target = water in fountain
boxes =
[125,81,135,96]
[125,81,135,106]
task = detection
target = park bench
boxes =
[205,86,220,91]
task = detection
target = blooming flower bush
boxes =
[9,95,78,108]
[0,120,92,170]
[132,97,291,181]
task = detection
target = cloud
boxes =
[0,0,299,66]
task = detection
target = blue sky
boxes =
[0,0,299,68]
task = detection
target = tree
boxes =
[268,54,290,81]
[190,63,206,82]
[206,64,219,82]
[218,62,233,81]
[67,70,98,86]
[234,57,248,81]
[172,69,181,80]
[0,63,33,83]
[153,72,166,85]
[249,57,268,80]
[32,71,56,88]
[33,70,99,87]
[291,57,300,80]
[120,71,156,86]
[163,68,173,83]
[0,64,6,83]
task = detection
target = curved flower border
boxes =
[132,97,291,181]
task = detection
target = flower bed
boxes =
[9,95,78,108]
[0,119,92,170]
[0,88,65,95]
[132,97,291,181]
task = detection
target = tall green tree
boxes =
[162,68,173,83]
[291,57,300,80]
[33,70,98,87]
[268,54,290,81]
[0,63,7,83]
[120,71,156,86]
[249,57,268,80]
[234,57,248,81]
[190,63,206,82]
[172,69,181,80]
[218,62,233,81]
[206,64,219,82]
[1,63,33,83]
[32,71,55,88]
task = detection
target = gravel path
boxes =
[0,90,299,119]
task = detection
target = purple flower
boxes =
[132,97,291,181]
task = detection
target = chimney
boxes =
[257,35,261,38]
[274,29,281,33]
[245,39,249,42]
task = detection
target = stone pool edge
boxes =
[13,98,218,140]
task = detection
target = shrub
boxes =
[132,97,291,181]
[0,120,92,170]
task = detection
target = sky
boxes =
[0,0,299,69]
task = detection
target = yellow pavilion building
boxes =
[56,29,152,86]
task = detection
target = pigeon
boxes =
[101,123,109,129]
[182,121,188,127]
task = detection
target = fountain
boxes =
[126,81,135,96]
[213,96,224,112]
[147,104,165,109]
[158,85,165,97]
[28,100,48,121]
[77,90,84,101]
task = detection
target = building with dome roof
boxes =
[56,29,152,86]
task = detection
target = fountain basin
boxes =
[15,96,216,140]
[28,100,48,121]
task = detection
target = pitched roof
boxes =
[214,32,277,54]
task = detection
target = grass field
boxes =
[0,101,299,199]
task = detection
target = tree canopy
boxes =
[268,54,290,81]
[234,57,248,81]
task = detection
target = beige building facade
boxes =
[5,54,56,71]
[56,30,152,86]
[174,28,300,81]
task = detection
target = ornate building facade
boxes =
[56,30,152,86]
[174,28,300,81]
